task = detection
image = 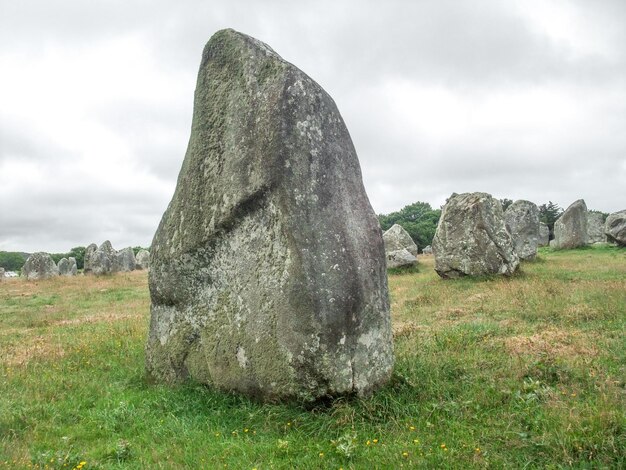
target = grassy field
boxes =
[1,245,624,469]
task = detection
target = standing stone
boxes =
[21,252,59,280]
[586,212,606,244]
[422,245,433,254]
[383,224,418,256]
[433,192,519,278]
[135,249,150,270]
[504,200,540,260]
[0,267,4,281]
[116,247,136,272]
[58,257,77,276]
[552,199,588,249]
[84,243,98,274]
[88,241,117,276]
[146,29,393,402]
[538,222,550,247]
[605,210,626,246]
[382,224,417,268]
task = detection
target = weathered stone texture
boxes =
[433,192,519,278]
[552,199,588,249]
[586,212,606,244]
[116,247,136,272]
[422,245,433,254]
[86,241,117,276]
[504,200,540,260]
[386,249,418,269]
[135,249,150,270]
[146,29,393,402]
[0,267,4,280]
[605,210,626,246]
[21,252,59,280]
[538,222,550,247]
[383,224,418,257]
[58,257,77,276]
[83,243,98,274]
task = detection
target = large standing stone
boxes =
[538,222,550,247]
[87,241,117,276]
[605,210,626,246]
[83,243,98,274]
[21,252,59,280]
[504,200,540,260]
[146,29,393,401]
[586,212,606,244]
[58,257,77,276]
[552,199,588,249]
[0,267,4,280]
[135,249,150,270]
[432,192,519,278]
[383,224,417,268]
[116,247,136,272]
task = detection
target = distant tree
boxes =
[132,246,150,256]
[0,251,27,271]
[68,246,86,270]
[378,201,441,252]
[499,198,514,212]
[588,209,609,221]
[538,201,563,239]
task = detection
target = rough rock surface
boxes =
[86,241,117,275]
[386,249,418,269]
[586,212,606,244]
[0,267,4,280]
[135,249,150,270]
[538,222,550,247]
[116,247,136,272]
[504,200,540,260]
[432,192,519,278]
[83,243,98,274]
[383,224,418,257]
[605,210,626,246]
[146,29,393,402]
[58,257,77,276]
[552,200,588,249]
[422,245,433,254]
[21,252,59,280]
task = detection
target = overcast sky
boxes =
[1,0,625,253]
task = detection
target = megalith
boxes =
[504,200,540,260]
[538,222,550,247]
[22,252,59,280]
[432,192,519,278]
[135,249,150,270]
[0,267,4,280]
[146,29,393,402]
[586,212,606,244]
[383,224,417,268]
[86,241,117,275]
[552,199,587,249]
[605,210,626,246]
[58,257,77,276]
[116,247,136,272]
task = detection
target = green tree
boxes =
[68,246,86,270]
[538,201,563,239]
[0,252,27,271]
[378,202,441,252]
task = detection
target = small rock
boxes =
[383,224,418,257]
[422,245,433,254]
[538,222,550,247]
[386,249,418,269]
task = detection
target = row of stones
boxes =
[17,243,150,281]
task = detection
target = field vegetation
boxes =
[1,245,624,468]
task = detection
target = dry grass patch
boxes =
[504,328,599,359]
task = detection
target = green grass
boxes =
[1,245,625,469]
